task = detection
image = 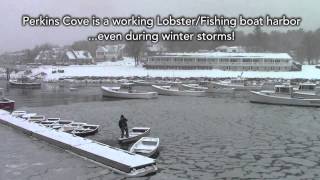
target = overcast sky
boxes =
[0,0,319,53]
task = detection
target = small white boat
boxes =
[11,111,27,118]
[129,137,160,157]
[59,122,88,132]
[72,124,100,137]
[212,79,262,91]
[151,85,206,96]
[119,127,151,144]
[249,85,320,107]
[28,115,46,123]
[101,86,158,99]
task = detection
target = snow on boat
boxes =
[151,85,206,96]
[22,113,37,120]
[119,127,151,144]
[101,86,158,99]
[212,79,261,91]
[11,111,27,118]
[71,124,99,137]
[28,115,46,123]
[0,88,15,111]
[249,85,320,107]
[59,122,88,133]
[129,137,160,157]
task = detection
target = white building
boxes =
[34,48,64,65]
[144,52,299,71]
[64,50,94,65]
[96,44,125,62]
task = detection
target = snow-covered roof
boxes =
[156,52,292,59]
[66,51,93,60]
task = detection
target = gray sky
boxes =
[0,0,319,53]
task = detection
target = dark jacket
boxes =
[119,116,128,129]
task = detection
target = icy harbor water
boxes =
[1,81,320,179]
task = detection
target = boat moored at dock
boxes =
[101,86,158,99]
[249,85,320,107]
[212,78,262,91]
[129,137,160,157]
[151,85,207,96]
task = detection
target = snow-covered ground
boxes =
[25,57,320,80]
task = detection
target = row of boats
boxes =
[101,79,320,107]
[11,111,99,137]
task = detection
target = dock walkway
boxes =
[0,110,157,177]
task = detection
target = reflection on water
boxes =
[1,80,320,179]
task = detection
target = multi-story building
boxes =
[95,44,125,62]
[144,52,300,71]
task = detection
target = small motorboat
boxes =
[119,127,151,144]
[71,124,99,137]
[101,86,158,99]
[129,137,160,157]
[151,85,206,96]
[0,88,15,111]
[28,115,46,123]
[11,111,27,118]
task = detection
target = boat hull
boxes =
[0,98,15,111]
[9,80,41,89]
[151,85,206,96]
[212,82,261,91]
[249,91,320,107]
[101,86,158,99]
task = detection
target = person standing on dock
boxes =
[119,115,129,138]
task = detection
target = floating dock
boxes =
[0,110,157,177]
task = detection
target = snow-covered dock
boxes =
[0,110,157,177]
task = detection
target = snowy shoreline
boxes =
[13,57,320,81]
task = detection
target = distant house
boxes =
[216,46,246,53]
[145,42,167,56]
[95,44,125,62]
[34,48,64,65]
[64,50,94,65]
